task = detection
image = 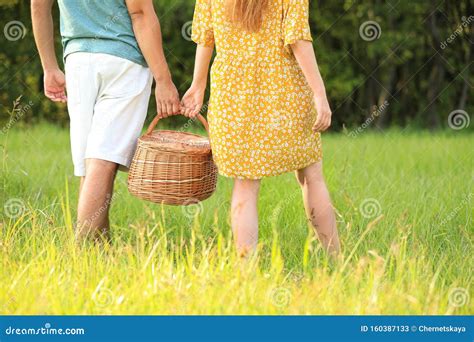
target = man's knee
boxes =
[85,159,118,176]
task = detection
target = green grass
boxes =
[0,124,472,315]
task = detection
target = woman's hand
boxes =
[290,40,332,132]
[181,85,205,118]
[313,96,332,132]
[181,45,213,118]
[44,69,67,103]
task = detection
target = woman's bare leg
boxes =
[296,162,340,256]
[231,179,261,257]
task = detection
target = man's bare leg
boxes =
[79,177,85,198]
[76,159,118,241]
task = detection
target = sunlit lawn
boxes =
[0,124,472,314]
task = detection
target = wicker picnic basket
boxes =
[128,114,218,205]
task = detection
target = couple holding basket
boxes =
[32,0,339,257]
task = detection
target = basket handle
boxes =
[145,114,209,136]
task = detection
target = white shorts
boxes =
[65,52,153,177]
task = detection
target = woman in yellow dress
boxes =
[182,0,340,256]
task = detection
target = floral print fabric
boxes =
[192,0,322,179]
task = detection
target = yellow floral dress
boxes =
[192,0,322,179]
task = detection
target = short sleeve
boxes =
[191,0,215,46]
[283,0,313,46]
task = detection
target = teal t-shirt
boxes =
[58,0,147,67]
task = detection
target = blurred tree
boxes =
[0,0,472,130]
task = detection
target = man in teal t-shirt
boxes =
[31,0,181,241]
[58,0,146,67]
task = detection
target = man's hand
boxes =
[155,79,180,118]
[126,0,179,119]
[32,0,64,103]
[44,69,67,103]
[181,85,205,118]
[313,96,332,132]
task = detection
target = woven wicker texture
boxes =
[128,115,218,205]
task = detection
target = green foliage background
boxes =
[0,0,472,129]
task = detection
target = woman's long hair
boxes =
[226,0,269,32]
